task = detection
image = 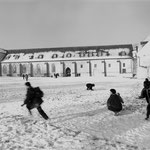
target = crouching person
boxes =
[21,82,49,120]
[107,89,124,116]
[86,83,95,91]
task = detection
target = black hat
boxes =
[110,89,116,94]
[25,82,31,87]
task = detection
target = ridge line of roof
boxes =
[7,44,133,52]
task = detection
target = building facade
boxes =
[1,44,135,77]
[0,49,7,76]
[137,41,150,78]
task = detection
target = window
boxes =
[81,64,83,68]
[5,55,11,60]
[88,52,93,57]
[3,65,7,74]
[22,64,26,73]
[36,64,41,74]
[66,53,72,58]
[123,63,125,67]
[14,55,20,60]
[94,64,97,68]
[52,54,58,58]
[79,52,85,57]
[119,51,126,56]
[51,63,56,72]
[29,55,34,59]
[12,64,17,73]
[38,54,44,59]
[108,64,111,67]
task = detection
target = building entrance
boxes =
[65,67,71,76]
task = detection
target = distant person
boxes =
[139,78,150,98]
[107,89,124,116]
[54,73,59,78]
[22,74,25,80]
[86,83,95,91]
[25,74,29,81]
[21,82,49,120]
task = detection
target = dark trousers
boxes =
[37,106,49,120]
[146,103,150,119]
[27,105,49,120]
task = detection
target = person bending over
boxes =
[86,83,95,91]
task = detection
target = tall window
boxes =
[94,64,97,68]
[123,63,125,67]
[12,64,17,73]
[22,64,26,73]
[3,65,7,74]
[51,63,56,72]
[36,64,41,75]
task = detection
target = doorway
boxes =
[65,67,71,76]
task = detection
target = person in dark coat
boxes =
[25,74,29,81]
[21,82,49,120]
[139,78,150,98]
[107,89,124,116]
[86,83,95,91]
[138,83,150,120]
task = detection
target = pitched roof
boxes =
[7,44,133,54]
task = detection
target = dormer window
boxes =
[66,53,72,58]
[38,54,44,59]
[14,55,20,59]
[79,52,85,57]
[88,52,93,57]
[52,54,58,58]
[5,55,11,60]
[107,52,110,56]
[119,51,126,56]
[29,55,34,59]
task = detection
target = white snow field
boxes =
[0,76,150,150]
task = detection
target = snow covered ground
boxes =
[0,76,150,150]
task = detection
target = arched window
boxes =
[36,64,41,75]
[51,63,56,72]
[52,54,58,58]
[5,55,11,60]
[29,55,34,59]
[66,53,72,58]
[38,54,44,59]
[79,52,85,57]
[119,51,126,56]
[12,64,17,73]
[88,52,93,57]
[14,55,20,59]
[3,65,7,74]
[22,64,26,73]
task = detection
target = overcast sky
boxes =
[0,0,150,49]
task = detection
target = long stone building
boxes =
[1,44,135,77]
